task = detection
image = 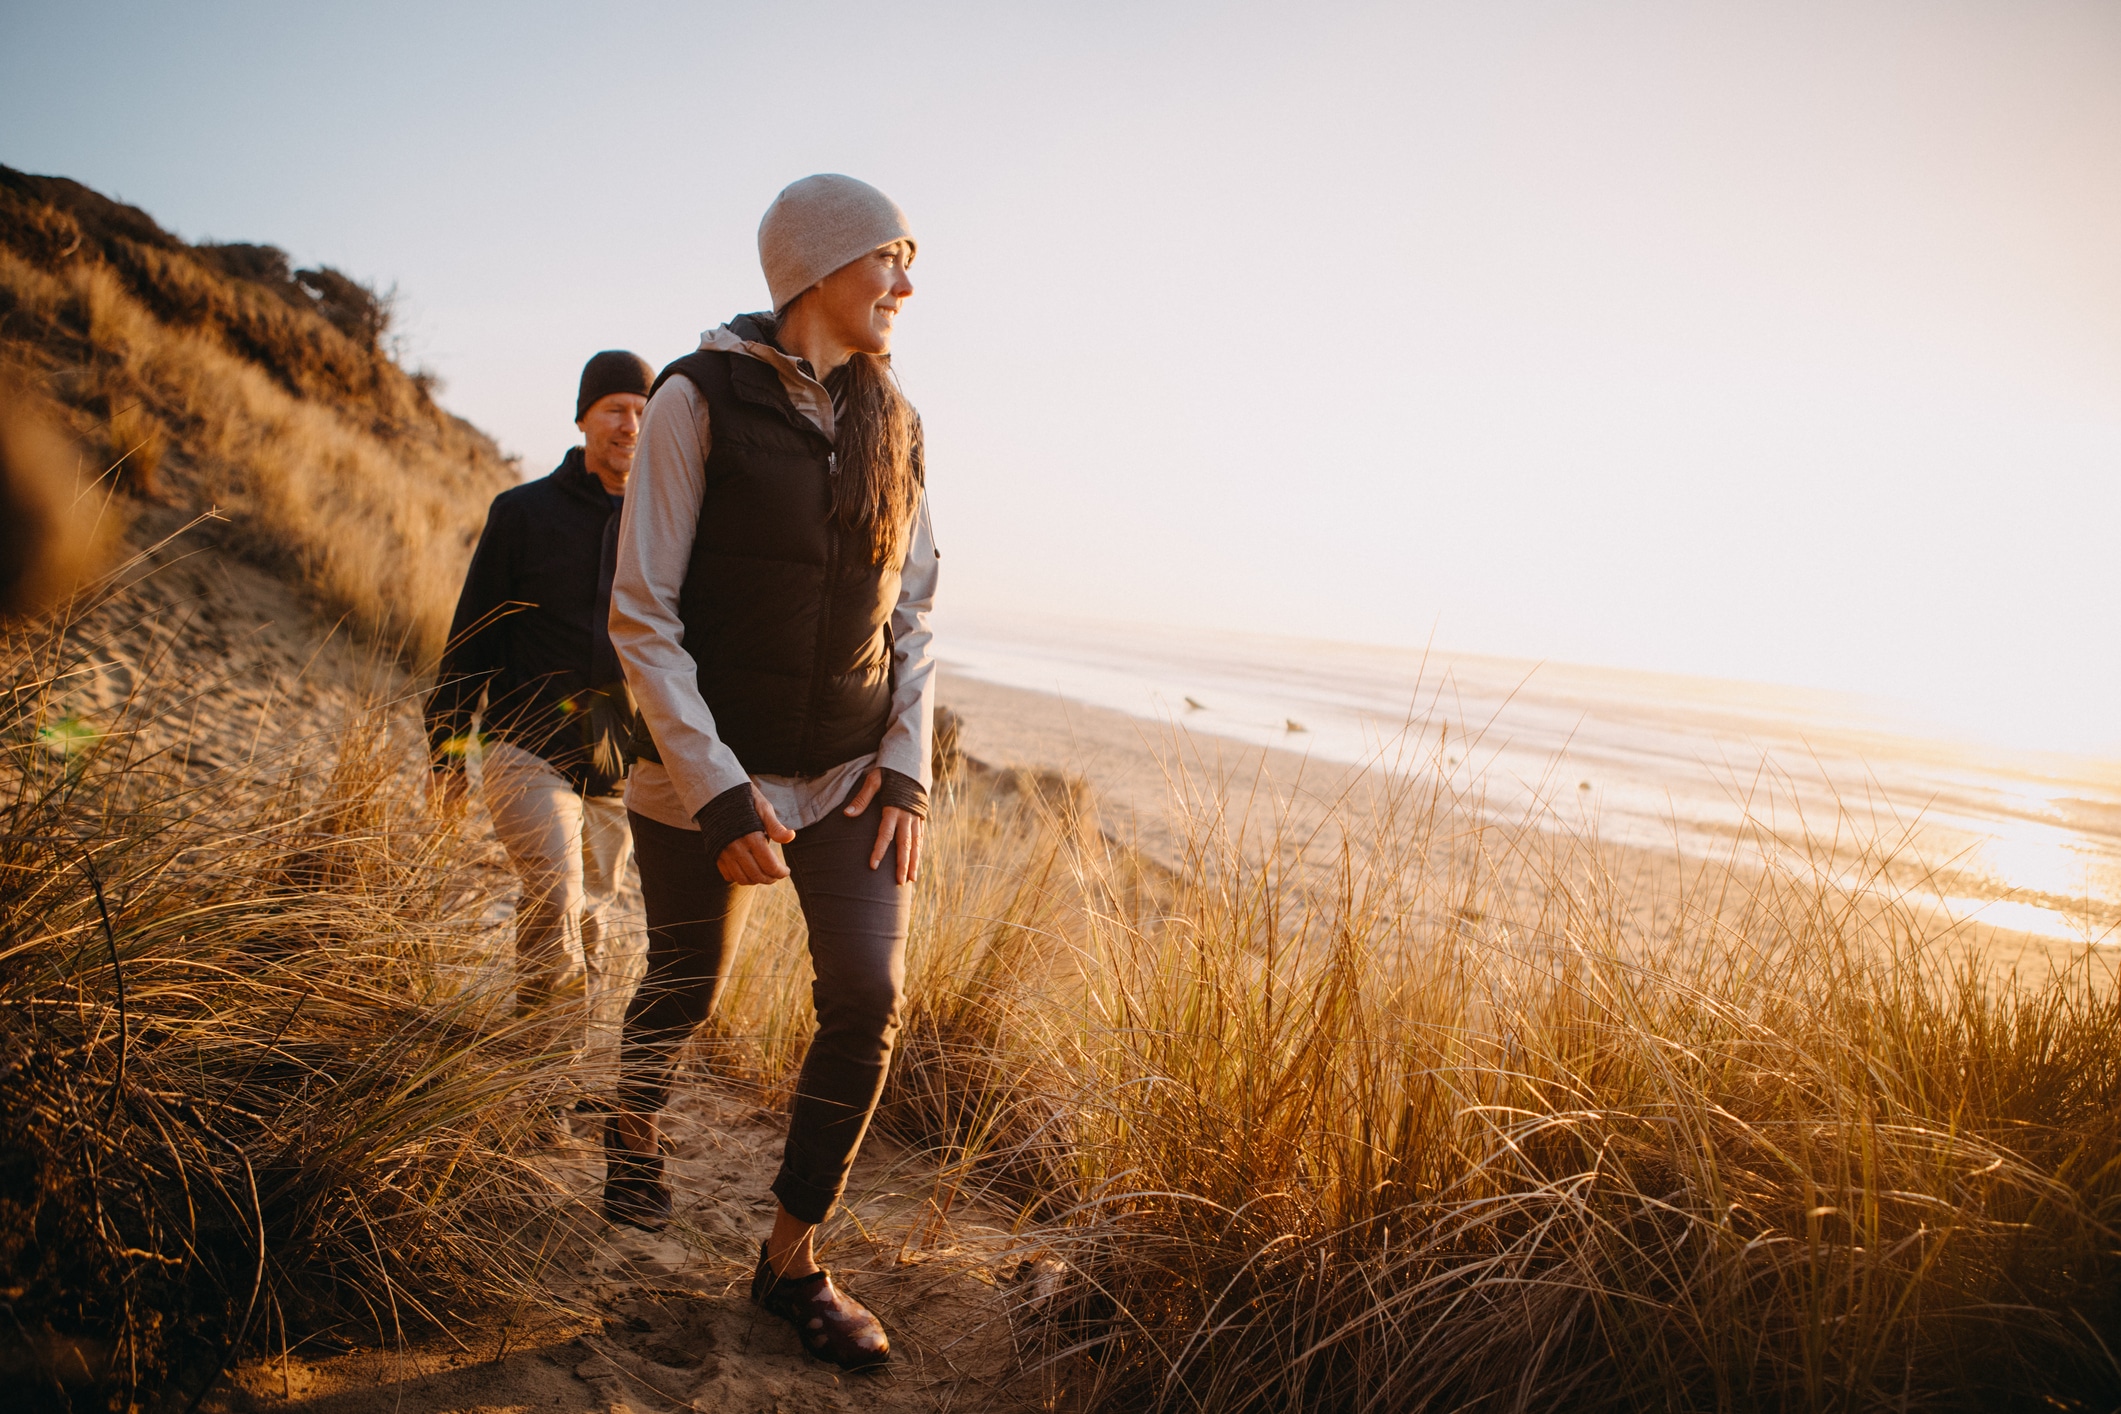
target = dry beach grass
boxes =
[0,553,560,1406]
[852,734,2121,1411]
[17,590,2121,1410]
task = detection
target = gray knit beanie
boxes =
[757,174,915,313]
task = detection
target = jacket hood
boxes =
[721,310,779,347]
[700,311,896,373]
[701,312,792,368]
[698,314,835,439]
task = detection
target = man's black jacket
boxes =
[425,448,632,790]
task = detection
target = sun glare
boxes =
[1943,896,2116,945]
[1975,817,2094,901]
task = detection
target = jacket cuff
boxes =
[694,782,765,860]
[876,767,928,819]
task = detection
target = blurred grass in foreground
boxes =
[0,560,566,1411]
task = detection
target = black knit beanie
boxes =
[575,350,654,422]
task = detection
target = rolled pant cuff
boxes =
[769,1168,841,1227]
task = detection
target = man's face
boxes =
[579,392,646,493]
[812,241,915,356]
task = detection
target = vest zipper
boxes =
[797,448,840,773]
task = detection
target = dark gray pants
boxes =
[621,797,909,1224]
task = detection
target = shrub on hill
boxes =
[0,167,513,668]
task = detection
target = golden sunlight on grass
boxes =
[5,467,2119,1408]
[647,732,2121,1409]
[9,551,2121,1408]
[0,565,570,1406]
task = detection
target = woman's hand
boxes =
[717,786,796,884]
[842,767,922,885]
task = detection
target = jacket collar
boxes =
[552,445,614,509]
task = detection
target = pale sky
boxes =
[4,1,2116,753]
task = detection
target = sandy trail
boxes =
[51,508,409,755]
[216,1084,1039,1413]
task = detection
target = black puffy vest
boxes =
[649,345,901,777]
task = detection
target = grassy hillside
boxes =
[0,165,513,665]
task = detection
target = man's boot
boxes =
[602,1112,672,1231]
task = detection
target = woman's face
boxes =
[810,241,915,355]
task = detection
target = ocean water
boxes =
[937,614,2121,944]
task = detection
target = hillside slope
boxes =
[0,165,513,667]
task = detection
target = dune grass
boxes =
[9,548,2121,1410]
[693,744,2121,1411]
[0,560,573,1410]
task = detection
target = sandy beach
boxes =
[935,661,2119,987]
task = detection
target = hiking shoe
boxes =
[601,1115,671,1231]
[750,1240,890,1371]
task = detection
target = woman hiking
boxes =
[605,174,936,1371]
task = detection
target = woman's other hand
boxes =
[842,766,922,885]
[717,786,795,884]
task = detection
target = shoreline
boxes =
[932,616,2121,947]
[936,662,2120,984]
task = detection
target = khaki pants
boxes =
[482,740,634,1049]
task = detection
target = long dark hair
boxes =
[771,300,919,568]
[830,350,919,567]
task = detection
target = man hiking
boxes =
[426,351,655,1097]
